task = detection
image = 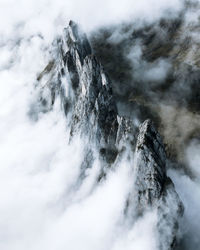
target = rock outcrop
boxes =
[36,20,183,250]
[62,21,120,163]
[134,119,183,249]
[134,119,167,209]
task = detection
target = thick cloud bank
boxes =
[0,0,200,250]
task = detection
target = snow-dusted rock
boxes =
[134,119,183,249]
[36,21,183,249]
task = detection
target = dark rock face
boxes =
[134,119,167,209]
[36,21,183,250]
[90,12,200,165]
[63,21,119,163]
[133,120,183,249]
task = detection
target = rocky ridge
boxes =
[36,21,183,250]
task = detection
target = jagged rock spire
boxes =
[36,21,183,250]
[61,21,119,163]
[134,119,167,208]
[133,119,183,249]
[66,20,92,63]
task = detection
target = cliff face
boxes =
[66,22,119,162]
[58,21,139,165]
[134,120,183,249]
[37,21,183,250]
[134,119,167,209]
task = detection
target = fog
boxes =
[0,0,200,250]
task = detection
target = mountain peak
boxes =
[36,22,184,250]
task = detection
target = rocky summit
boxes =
[37,21,184,250]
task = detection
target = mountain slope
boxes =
[36,20,184,250]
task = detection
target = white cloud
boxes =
[0,0,183,41]
[0,1,197,250]
[186,140,200,177]
[169,168,200,250]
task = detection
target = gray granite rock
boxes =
[36,21,183,250]
[133,119,183,249]
[60,21,120,163]
[134,119,167,209]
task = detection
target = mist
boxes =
[0,0,200,250]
